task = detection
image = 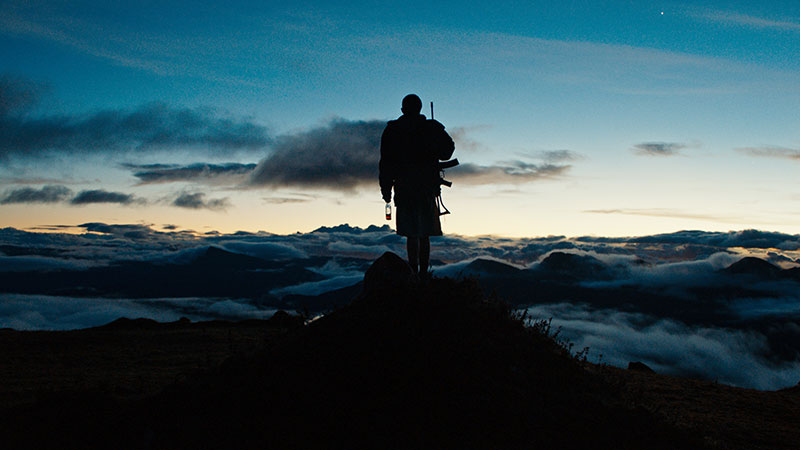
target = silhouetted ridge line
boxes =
[192,246,270,268]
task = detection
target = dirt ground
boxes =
[0,319,288,408]
[596,364,800,450]
[1,317,799,449]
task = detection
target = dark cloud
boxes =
[625,229,800,250]
[632,142,688,156]
[0,77,271,160]
[71,190,136,205]
[248,119,384,190]
[125,162,257,184]
[0,74,45,116]
[449,161,570,184]
[247,119,577,190]
[172,192,230,210]
[0,185,72,204]
[737,146,800,160]
[78,222,156,240]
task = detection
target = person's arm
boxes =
[378,125,394,203]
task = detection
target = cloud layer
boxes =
[0,77,271,160]
[2,224,800,389]
[0,294,278,330]
[525,302,800,390]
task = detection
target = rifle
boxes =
[430,101,459,215]
[438,158,459,188]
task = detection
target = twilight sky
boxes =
[1,0,799,237]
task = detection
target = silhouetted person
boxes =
[379,94,455,278]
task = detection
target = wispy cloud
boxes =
[2,5,773,98]
[449,126,490,153]
[538,150,583,163]
[0,7,195,77]
[0,6,273,86]
[737,146,800,160]
[584,208,758,225]
[699,10,800,32]
[451,161,571,185]
[262,196,313,204]
[0,185,72,204]
[632,142,688,156]
[125,162,257,185]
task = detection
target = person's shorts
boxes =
[396,197,442,237]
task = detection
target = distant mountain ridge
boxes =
[312,223,392,234]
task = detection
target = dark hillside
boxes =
[1,252,705,449]
[143,253,704,449]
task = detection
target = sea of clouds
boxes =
[2,224,800,389]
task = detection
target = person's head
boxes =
[401,94,422,116]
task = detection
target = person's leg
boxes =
[406,236,420,274]
[419,237,430,276]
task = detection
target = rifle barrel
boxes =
[439,158,459,170]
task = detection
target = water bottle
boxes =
[385,203,392,221]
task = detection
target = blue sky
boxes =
[1,0,799,237]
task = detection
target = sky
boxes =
[1,0,800,238]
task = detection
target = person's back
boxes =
[379,94,455,277]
